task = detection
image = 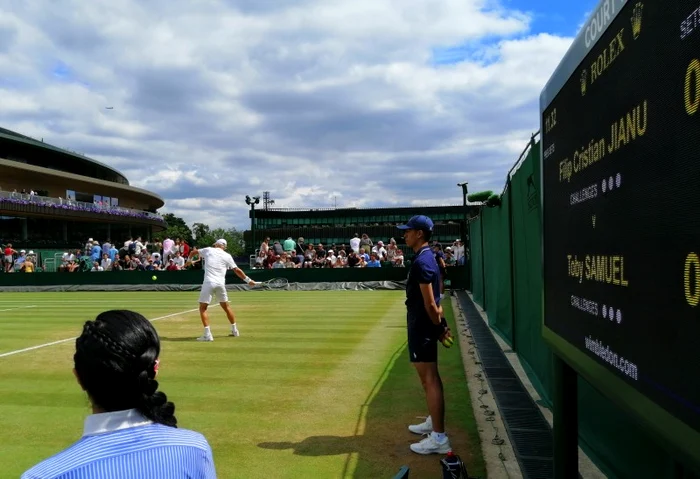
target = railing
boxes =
[0,190,165,222]
[0,128,92,160]
[261,204,463,212]
[262,207,357,212]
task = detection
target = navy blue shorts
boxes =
[407,312,438,363]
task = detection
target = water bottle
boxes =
[440,450,467,479]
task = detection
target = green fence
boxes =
[0,265,471,289]
[469,138,691,479]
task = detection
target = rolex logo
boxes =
[580,69,588,96]
[631,2,643,39]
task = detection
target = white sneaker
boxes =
[408,416,433,435]
[409,434,451,455]
[196,334,214,342]
[229,327,239,337]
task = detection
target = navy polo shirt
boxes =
[405,245,441,322]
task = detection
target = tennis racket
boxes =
[256,277,289,289]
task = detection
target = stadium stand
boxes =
[0,126,167,273]
[243,205,475,269]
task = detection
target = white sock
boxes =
[204,326,211,335]
[431,431,447,443]
[231,323,238,331]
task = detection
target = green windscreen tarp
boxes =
[482,191,513,345]
[510,145,554,403]
[470,218,484,306]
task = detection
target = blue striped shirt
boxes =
[21,409,216,479]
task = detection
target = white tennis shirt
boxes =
[200,247,236,285]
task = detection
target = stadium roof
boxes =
[0,126,128,183]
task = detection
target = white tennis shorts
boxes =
[198,282,228,304]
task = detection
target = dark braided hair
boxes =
[74,310,177,428]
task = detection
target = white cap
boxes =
[28,250,34,254]
[215,239,227,247]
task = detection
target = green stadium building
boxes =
[242,204,477,257]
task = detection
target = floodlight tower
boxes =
[245,195,261,254]
[263,191,275,210]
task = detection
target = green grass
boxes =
[0,291,485,478]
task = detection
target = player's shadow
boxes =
[158,337,207,342]
[258,436,362,457]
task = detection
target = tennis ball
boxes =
[152,275,157,281]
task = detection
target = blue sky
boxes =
[505,0,599,36]
[432,0,600,65]
[0,0,599,230]
[52,61,72,80]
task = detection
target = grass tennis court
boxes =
[0,290,485,478]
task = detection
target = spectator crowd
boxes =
[3,233,467,274]
[252,234,466,270]
[2,236,202,273]
[0,188,163,223]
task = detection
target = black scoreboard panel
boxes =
[541,0,700,440]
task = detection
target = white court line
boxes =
[0,303,199,306]
[0,308,198,359]
[0,301,199,304]
[0,305,37,312]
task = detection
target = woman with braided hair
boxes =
[22,310,217,479]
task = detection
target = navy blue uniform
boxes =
[434,249,447,277]
[405,245,442,362]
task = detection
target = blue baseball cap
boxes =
[397,215,434,231]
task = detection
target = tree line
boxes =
[159,213,246,257]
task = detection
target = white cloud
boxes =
[0,0,575,230]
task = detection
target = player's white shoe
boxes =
[229,326,239,337]
[409,434,451,455]
[408,416,433,435]
[196,334,214,342]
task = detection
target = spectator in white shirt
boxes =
[326,250,338,268]
[372,241,387,261]
[132,237,147,256]
[349,233,361,253]
[101,254,112,271]
[173,252,185,269]
[452,240,465,265]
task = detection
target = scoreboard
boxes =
[540,0,700,469]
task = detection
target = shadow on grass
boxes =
[259,307,485,479]
[259,341,409,478]
[258,436,362,457]
[159,337,205,342]
[159,336,241,342]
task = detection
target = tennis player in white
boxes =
[193,239,256,341]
